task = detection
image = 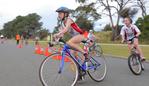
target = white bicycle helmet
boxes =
[0,35,4,38]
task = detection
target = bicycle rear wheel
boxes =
[39,52,79,86]
[128,54,142,75]
[88,47,107,82]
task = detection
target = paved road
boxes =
[0,40,149,86]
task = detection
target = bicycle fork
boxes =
[58,44,70,74]
[58,50,66,74]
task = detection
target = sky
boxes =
[0,0,79,32]
[0,0,149,32]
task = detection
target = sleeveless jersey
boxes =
[120,25,140,40]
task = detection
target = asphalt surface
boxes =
[0,40,149,86]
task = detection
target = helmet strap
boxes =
[57,13,69,26]
[62,13,69,21]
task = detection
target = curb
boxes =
[98,43,149,47]
[104,54,149,63]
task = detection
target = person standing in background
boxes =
[35,36,39,45]
[16,34,20,45]
[0,35,4,44]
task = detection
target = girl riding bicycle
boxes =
[120,17,145,61]
[54,7,93,59]
[54,7,96,80]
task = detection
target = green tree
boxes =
[135,0,148,17]
[2,13,42,38]
[73,2,101,31]
[102,24,112,31]
[75,15,93,31]
[119,8,138,18]
[75,0,86,3]
[135,15,149,43]
[135,17,143,30]
[37,29,49,40]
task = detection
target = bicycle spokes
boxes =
[39,53,79,86]
[128,55,142,75]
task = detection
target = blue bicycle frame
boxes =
[58,44,101,74]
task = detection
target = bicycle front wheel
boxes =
[39,52,79,86]
[88,48,107,82]
[128,54,142,75]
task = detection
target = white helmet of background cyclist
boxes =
[0,35,4,38]
[89,30,93,33]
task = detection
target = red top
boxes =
[71,23,84,34]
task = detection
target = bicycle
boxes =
[85,41,103,57]
[126,38,145,75]
[39,38,107,86]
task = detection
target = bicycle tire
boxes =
[39,52,79,86]
[88,52,107,82]
[128,54,142,75]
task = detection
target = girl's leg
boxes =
[67,34,86,54]
[127,42,132,53]
[67,34,87,81]
[17,40,19,45]
[133,38,145,59]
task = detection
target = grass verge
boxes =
[101,44,149,60]
[30,40,149,60]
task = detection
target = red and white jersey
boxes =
[60,18,84,37]
[120,24,140,40]
[87,33,95,41]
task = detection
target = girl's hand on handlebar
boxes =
[53,33,63,42]
[121,39,127,44]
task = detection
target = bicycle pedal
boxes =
[58,70,62,74]
[141,58,146,62]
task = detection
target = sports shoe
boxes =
[141,58,146,62]
[77,75,85,81]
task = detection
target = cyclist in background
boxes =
[84,30,96,52]
[87,30,96,45]
[120,17,145,61]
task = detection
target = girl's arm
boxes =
[57,19,73,36]
[120,27,125,43]
[134,25,141,37]
[121,35,125,43]
[135,32,141,37]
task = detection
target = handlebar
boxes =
[59,38,88,44]
[59,38,66,44]
[122,36,138,44]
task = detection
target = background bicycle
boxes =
[128,43,145,75]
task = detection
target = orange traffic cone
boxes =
[64,57,70,62]
[17,44,23,48]
[52,55,61,60]
[39,47,44,55]
[35,45,43,55]
[35,45,38,54]
[44,47,51,57]
[52,55,70,62]
[35,45,40,54]
[58,48,62,52]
